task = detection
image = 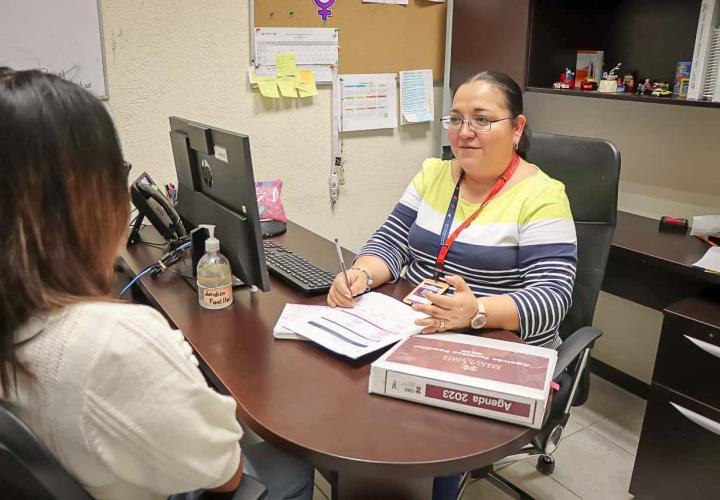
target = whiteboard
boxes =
[0,0,108,98]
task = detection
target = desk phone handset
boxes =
[127,172,186,246]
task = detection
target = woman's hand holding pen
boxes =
[327,269,368,308]
[412,275,478,333]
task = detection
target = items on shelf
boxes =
[598,62,622,93]
[674,61,692,96]
[575,50,603,89]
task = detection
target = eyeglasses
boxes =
[440,115,514,133]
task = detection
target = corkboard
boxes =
[254,0,446,80]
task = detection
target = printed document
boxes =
[400,69,433,124]
[254,28,339,66]
[274,304,331,340]
[340,73,398,131]
[284,292,428,359]
[693,246,720,273]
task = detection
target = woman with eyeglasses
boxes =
[327,70,577,499]
[0,68,313,500]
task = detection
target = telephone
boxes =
[127,172,186,246]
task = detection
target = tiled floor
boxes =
[311,374,646,500]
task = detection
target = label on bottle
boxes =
[199,284,233,309]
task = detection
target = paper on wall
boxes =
[255,27,339,66]
[296,69,318,97]
[340,73,398,132]
[400,69,433,124]
[275,53,297,77]
[256,76,280,98]
[277,76,298,97]
[250,64,333,84]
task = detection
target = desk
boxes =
[603,211,720,311]
[119,222,540,500]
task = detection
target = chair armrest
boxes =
[553,326,602,379]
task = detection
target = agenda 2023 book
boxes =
[368,333,557,428]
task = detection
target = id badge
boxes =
[403,278,450,306]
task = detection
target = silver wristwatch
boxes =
[469,300,488,329]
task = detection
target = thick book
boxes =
[368,333,557,428]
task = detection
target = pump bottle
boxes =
[196,224,233,310]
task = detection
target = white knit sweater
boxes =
[6,301,242,499]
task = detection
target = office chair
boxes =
[458,132,621,499]
[0,400,268,500]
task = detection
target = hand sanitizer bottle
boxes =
[196,224,233,310]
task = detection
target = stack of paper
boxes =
[275,292,428,359]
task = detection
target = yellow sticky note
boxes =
[276,53,297,77]
[256,76,279,98]
[278,76,298,97]
[295,69,318,97]
[248,66,257,85]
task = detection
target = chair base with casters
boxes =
[458,327,602,499]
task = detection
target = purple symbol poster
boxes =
[313,0,335,22]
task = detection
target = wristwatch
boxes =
[350,267,373,293]
[469,300,488,329]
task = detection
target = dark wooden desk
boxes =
[604,211,720,311]
[119,223,539,500]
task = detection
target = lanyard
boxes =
[433,153,520,279]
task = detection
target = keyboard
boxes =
[263,240,336,294]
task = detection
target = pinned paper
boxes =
[400,69,433,124]
[248,65,257,85]
[278,76,298,97]
[256,76,280,98]
[296,69,318,97]
[276,53,297,77]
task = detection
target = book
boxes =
[575,50,603,89]
[283,292,428,359]
[368,333,557,428]
[688,0,720,100]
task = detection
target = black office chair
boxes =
[0,400,268,500]
[459,132,621,499]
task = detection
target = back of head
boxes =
[0,69,129,393]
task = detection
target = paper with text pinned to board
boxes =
[400,69,434,124]
[277,76,298,97]
[340,73,398,132]
[284,292,428,359]
[255,27,338,66]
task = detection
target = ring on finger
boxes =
[438,318,445,329]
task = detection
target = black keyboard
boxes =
[263,240,336,294]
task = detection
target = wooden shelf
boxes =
[526,86,720,109]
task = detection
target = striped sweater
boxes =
[357,158,577,348]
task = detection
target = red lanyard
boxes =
[433,152,520,279]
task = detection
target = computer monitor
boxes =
[169,116,271,292]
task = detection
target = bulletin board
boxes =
[253,0,446,80]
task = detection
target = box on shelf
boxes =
[575,50,604,89]
[368,333,557,429]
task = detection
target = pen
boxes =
[334,238,352,297]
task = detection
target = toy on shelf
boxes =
[580,77,598,91]
[598,62,622,93]
[651,82,672,97]
[623,73,635,93]
[553,68,574,90]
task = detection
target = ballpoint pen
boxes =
[334,238,352,297]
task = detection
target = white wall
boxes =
[101,0,442,253]
[524,92,720,383]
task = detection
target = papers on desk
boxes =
[276,292,428,359]
[690,215,720,236]
[693,246,720,274]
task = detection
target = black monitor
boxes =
[169,116,271,292]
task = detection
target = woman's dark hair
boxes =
[0,69,129,394]
[454,70,531,159]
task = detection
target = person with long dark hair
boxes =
[327,71,577,499]
[0,68,312,500]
